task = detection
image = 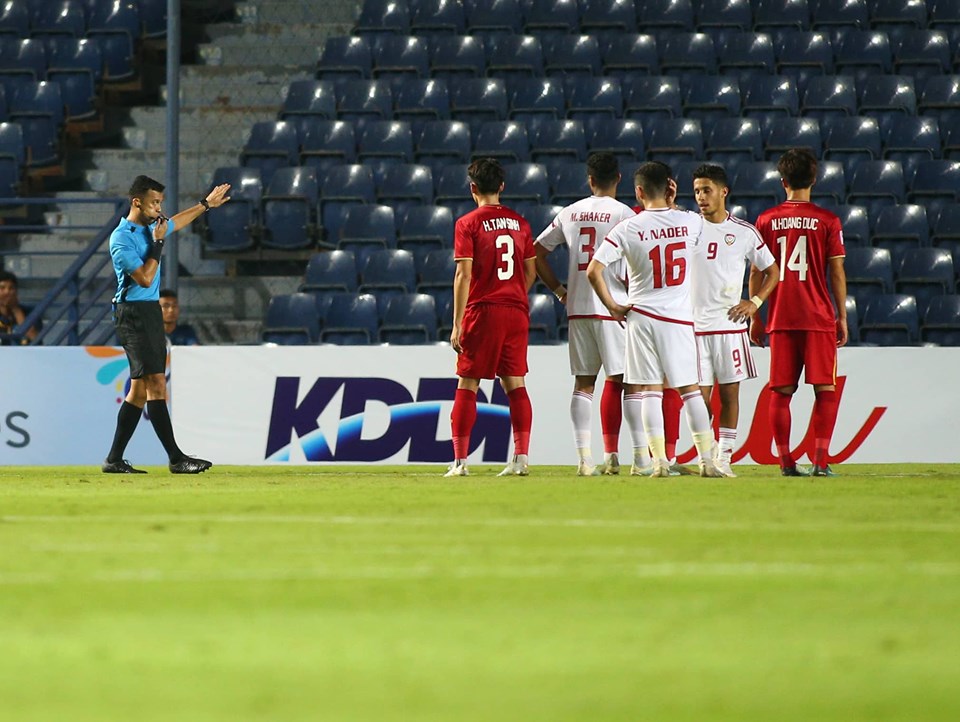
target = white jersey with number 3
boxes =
[691,213,776,333]
[535,196,635,319]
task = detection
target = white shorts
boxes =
[624,311,699,387]
[696,330,758,386]
[568,317,626,377]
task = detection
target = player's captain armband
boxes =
[750,295,763,309]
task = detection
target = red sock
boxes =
[507,386,532,456]
[812,389,838,468]
[450,388,477,461]
[662,388,683,459]
[600,378,623,453]
[769,391,794,468]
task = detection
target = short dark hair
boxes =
[777,148,818,190]
[467,158,505,195]
[633,161,672,199]
[692,163,729,188]
[587,152,620,187]
[129,175,165,199]
[159,289,178,300]
[0,270,18,287]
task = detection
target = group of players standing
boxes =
[445,147,848,479]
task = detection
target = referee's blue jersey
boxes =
[109,217,177,303]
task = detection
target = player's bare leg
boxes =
[497,375,530,476]
[572,375,601,476]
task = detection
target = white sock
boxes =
[570,390,593,460]
[718,427,736,460]
[640,391,666,462]
[681,391,714,462]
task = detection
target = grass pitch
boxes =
[1,464,959,722]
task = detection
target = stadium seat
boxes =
[716,32,776,77]
[280,80,337,139]
[741,75,799,126]
[801,76,857,120]
[502,163,550,203]
[357,120,414,164]
[355,0,411,37]
[810,0,869,31]
[202,167,261,252]
[763,118,822,160]
[507,78,566,126]
[660,33,717,80]
[471,120,529,162]
[486,35,544,80]
[918,75,960,128]
[822,116,881,176]
[525,204,563,236]
[859,75,917,117]
[415,120,471,171]
[47,36,103,82]
[428,35,485,81]
[921,295,960,346]
[377,163,434,220]
[372,35,430,80]
[754,0,812,33]
[528,293,559,343]
[359,249,418,316]
[262,293,321,345]
[0,38,46,82]
[565,77,623,122]
[645,118,703,166]
[542,35,602,77]
[550,163,590,204]
[811,161,845,204]
[895,248,954,315]
[320,164,376,241]
[705,117,763,163]
[860,293,919,345]
[531,120,587,163]
[399,206,453,260]
[336,80,393,125]
[599,33,659,78]
[9,80,64,127]
[894,30,952,81]
[775,32,834,87]
[587,118,645,166]
[321,292,379,345]
[868,0,927,40]
[871,204,929,265]
[682,75,741,120]
[932,205,960,260]
[732,162,782,204]
[434,163,473,205]
[411,0,467,36]
[45,41,100,121]
[580,0,637,32]
[523,0,581,35]
[378,293,438,344]
[623,76,682,119]
[337,204,397,267]
[907,160,960,220]
[881,115,942,180]
[301,250,359,293]
[261,166,319,251]
[844,295,861,345]
[831,204,870,247]
[240,120,299,186]
[299,119,356,173]
[30,0,85,39]
[0,0,29,38]
[466,0,524,35]
[0,150,19,196]
[846,160,905,217]
[14,114,57,167]
[415,247,455,317]
[316,36,372,81]
[394,78,450,125]
[451,78,508,126]
[844,246,894,309]
[695,0,752,35]
[637,0,695,31]
[834,30,893,86]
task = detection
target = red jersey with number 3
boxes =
[755,200,845,332]
[454,203,534,310]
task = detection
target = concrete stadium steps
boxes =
[160,66,311,110]
[79,150,240,196]
[234,0,356,26]
[199,22,352,68]
[121,107,280,154]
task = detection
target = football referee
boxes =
[102,175,230,474]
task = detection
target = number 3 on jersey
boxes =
[777,234,808,281]
[496,234,515,280]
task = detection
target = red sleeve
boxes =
[453,216,473,259]
[827,214,845,258]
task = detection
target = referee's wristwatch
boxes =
[199,198,210,211]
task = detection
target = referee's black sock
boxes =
[146,400,185,463]
[106,401,143,463]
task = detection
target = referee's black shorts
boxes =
[114,301,167,378]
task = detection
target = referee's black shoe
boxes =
[169,456,213,474]
[102,459,147,474]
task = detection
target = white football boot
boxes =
[443,462,469,477]
[699,458,723,478]
[497,455,530,477]
[600,452,621,475]
[577,460,602,476]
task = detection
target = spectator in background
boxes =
[159,289,200,345]
[0,270,39,345]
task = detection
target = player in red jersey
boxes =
[752,148,848,477]
[446,158,537,478]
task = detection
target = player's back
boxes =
[454,203,533,310]
[536,195,635,318]
[755,200,845,332]
[607,207,703,323]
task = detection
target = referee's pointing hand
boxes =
[205,183,231,208]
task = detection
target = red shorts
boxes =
[769,330,837,387]
[457,303,529,379]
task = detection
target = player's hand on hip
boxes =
[610,303,630,322]
[206,183,231,208]
[836,318,848,348]
[728,299,758,323]
[749,317,766,347]
[450,326,462,354]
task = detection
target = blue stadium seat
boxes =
[486,35,544,80]
[415,120,471,171]
[907,160,960,219]
[416,247,455,315]
[261,166,319,251]
[860,293,919,345]
[525,204,563,237]
[47,36,103,82]
[834,30,893,86]
[637,0,694,31]
[881,115,942,180]
[280,80,337,138]
[580,0,637,32]
[716,32,776,77]
[550,163,590,204]
[831,204,870,246]
[941,118,960,160]
[523,0,580,35]
[754,0,811,33]
[732,161,782,204]
[741,75,799,125]
[599,33,658,78]
[0,38,46,82]
[859,75,917,117]
[377,163,434,219]
[262,293,322,345]
[531,119,587,163]
[88,0,140,39]
[921,295,960,346]
[932,205,960,260]
[542,35,602,77]
[846,160,905,217]
[895,248,953,316]
[695,0,752,35]
[528,292,559,343]
[0,0,29,38]
[411,0,466,36]
[320,164,376,241]
[775,32,834,88]
[428,35,485,81]
[372,35,429,79]
[9,79,64,127]
[138,0,167,40]
[30,0,85,39]
[299,119,356,173]
[357,120,413,164]
[801,75,857,120]
[918,75,960,128]
[12,114,56,167]
[321,292,379,345]
[451,78,508,126]
[0,151,18,195]
[45,46,98,122]
[466,0,523,35]
[472,120,530,162]
[434,163,473,204]
[810,0,868,31]
[587,118,645,166]
[301,250,359,293]
[240,120,298,186]
[202,166,261,252]
[336,80,392,125]
[844,246,894,309]
[763,118,822,159]
[870,204,927,265]
[85,2,138,81]
[645,118,703,166]
[811,161,845,204]
[894,30,952,81]
[868,0,927,41]
[359,249,418,315]
[844,295,861,345]
[378,293,438,344]
[507,78,565,125]
[705,117,762,163]
[399,206,454,259]
[682,75,741,120]
[660,33,717,80]
[394,78,450,125]
[355,0,411,37]
[821,116,881,176]
[502,162,550,203]
[929,0,960,31]
[337,204,397,266]
[565,77,623,122]
[623,75,681,119]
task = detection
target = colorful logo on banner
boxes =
[265,377,511,463]
[86,347,171,415]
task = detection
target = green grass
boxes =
[1,464,959,721]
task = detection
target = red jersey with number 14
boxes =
[454,204,534,311]
[755,200,845,333]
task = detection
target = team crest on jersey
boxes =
[724,233,736,245]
